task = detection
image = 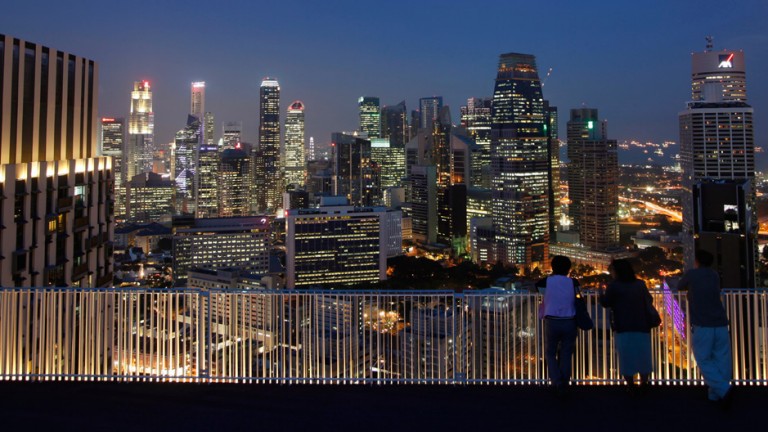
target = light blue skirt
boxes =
[615,332,652,376]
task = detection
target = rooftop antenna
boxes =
[705,35,714,52]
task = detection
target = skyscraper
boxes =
[174,115,202,215]
[307,137,316,161]
[196,138,219,218]
[257,78,281,211]
[222,121,243,149]
[460,97,492,188]
[285,100,306,187]
[127,80,154,179]
[0,33,114,287]
[359,96,381,138]
[332,133,378,206]
[381,101,408,147]
[191,81,205,118]
[126,172,175,223]
[370,138,405,191]
[419,97,444,130]
[218,148,252,217]
[566,108,619,250]
[544,100,560,238]
[101,117,125,217]
[490,52,549,269]
[680,43,755,286]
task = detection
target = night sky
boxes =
[2,0,767,169]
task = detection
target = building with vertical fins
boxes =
[419,97,443,130]
[127,80,154,180]
[680,40,755,287]
[0,33,114,287]
[359,96,381,138]
[101,117,125,217]
[285,100,306,188]
[257,78,281,211]
[490,52,549,269]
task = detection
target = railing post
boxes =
[454,293,466,385]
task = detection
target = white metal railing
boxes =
[0,288,766,385]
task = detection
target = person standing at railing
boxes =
[536,255,579,397]
[677,250,733,405]
[598,259,656,394]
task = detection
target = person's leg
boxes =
[710,326,733,399]
[545,319,563,386]
[558,320,577,386]
[692,325,726,400]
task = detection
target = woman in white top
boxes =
[537,255,579,395]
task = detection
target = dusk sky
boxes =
[2,0,767,168]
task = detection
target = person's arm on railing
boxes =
[677,272,690,292]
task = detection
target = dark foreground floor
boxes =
[0,382,765,431]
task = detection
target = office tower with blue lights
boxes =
[0,34,113,287]
[285,101,306,188]
[257,78,281,211]
[490,52,550,269]
[127,80,154,179]
[174,115,202,215]
[419,96,443,130]
[566,108,618,250]
[680,42,755,288]
[359,96,381,138]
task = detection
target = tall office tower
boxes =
[409,164,438,243]
[371,138,405,191]
[196,139,219,218]
[680,42,754,286]
[174,115,202,215]
[381,101,408,147]
[433,107,468,251]
[172,216,271,285]
[691,39,746,102]
[285,101,306,187]
[332,132,377,206]
[544,101,560,238]
[191,81,205,117]
[419,96,444,130]
[127,80,154,179]
[204,112,215,145]
[307,136,316,161]
[222,121,243,149]
[218,148,252,217]
[0,34,113,287]
[257,78,281,211]
[566,108,619,250]
[359,96,381,138]
[285,197,395,288]
[410,110,420,139]
[461,97,493,188]
[126,172,175,223]
[490,52,550,269]
[101,117,126,217]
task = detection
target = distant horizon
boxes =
[2,0,766,170]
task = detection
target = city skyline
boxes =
[2,0,766,169]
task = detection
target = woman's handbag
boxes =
[574,285,594,331]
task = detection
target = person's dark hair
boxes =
[611,259,636,283]
[695,250,714,267]
[551,255,572,276]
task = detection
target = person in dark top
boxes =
[598,259,654,392]
[677,250,732,403]
[535,255,580,396]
